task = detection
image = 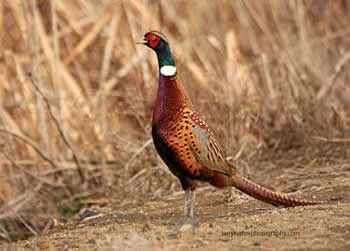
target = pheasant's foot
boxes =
[179,221,199,233]
[179,223,193,232]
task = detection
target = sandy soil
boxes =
[3,141,350,251]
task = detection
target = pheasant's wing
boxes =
[158,108,233,179]
[188,110,233,177]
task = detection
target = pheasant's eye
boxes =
[151,35,156,41]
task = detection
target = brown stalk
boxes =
[27,74,85,184]
[0,128,58,171]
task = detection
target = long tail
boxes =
[230,174,320,207]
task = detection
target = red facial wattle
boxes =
[145,34,160,48]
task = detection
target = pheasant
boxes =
[140,31,319,224]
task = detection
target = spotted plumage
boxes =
[155,106,231,183]
[141,31,321,225]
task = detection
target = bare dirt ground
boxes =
[3,140,350,251]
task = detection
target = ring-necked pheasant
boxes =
[140,31,319,224]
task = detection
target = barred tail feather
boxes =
[230,174,320,207]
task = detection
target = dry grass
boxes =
[0,0,349,242]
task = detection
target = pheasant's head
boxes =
[140,31,176,75]
[141,31,168,51]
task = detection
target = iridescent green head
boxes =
[141,31,176,76]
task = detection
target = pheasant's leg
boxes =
[189,190,196,223]
[183,188,191,224]
[183,189,196,225]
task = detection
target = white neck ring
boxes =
[160,65,176,76]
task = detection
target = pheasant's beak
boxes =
[136,38,147,45]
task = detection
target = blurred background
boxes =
[0,0,349,242]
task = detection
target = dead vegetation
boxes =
[0,0,349,243]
